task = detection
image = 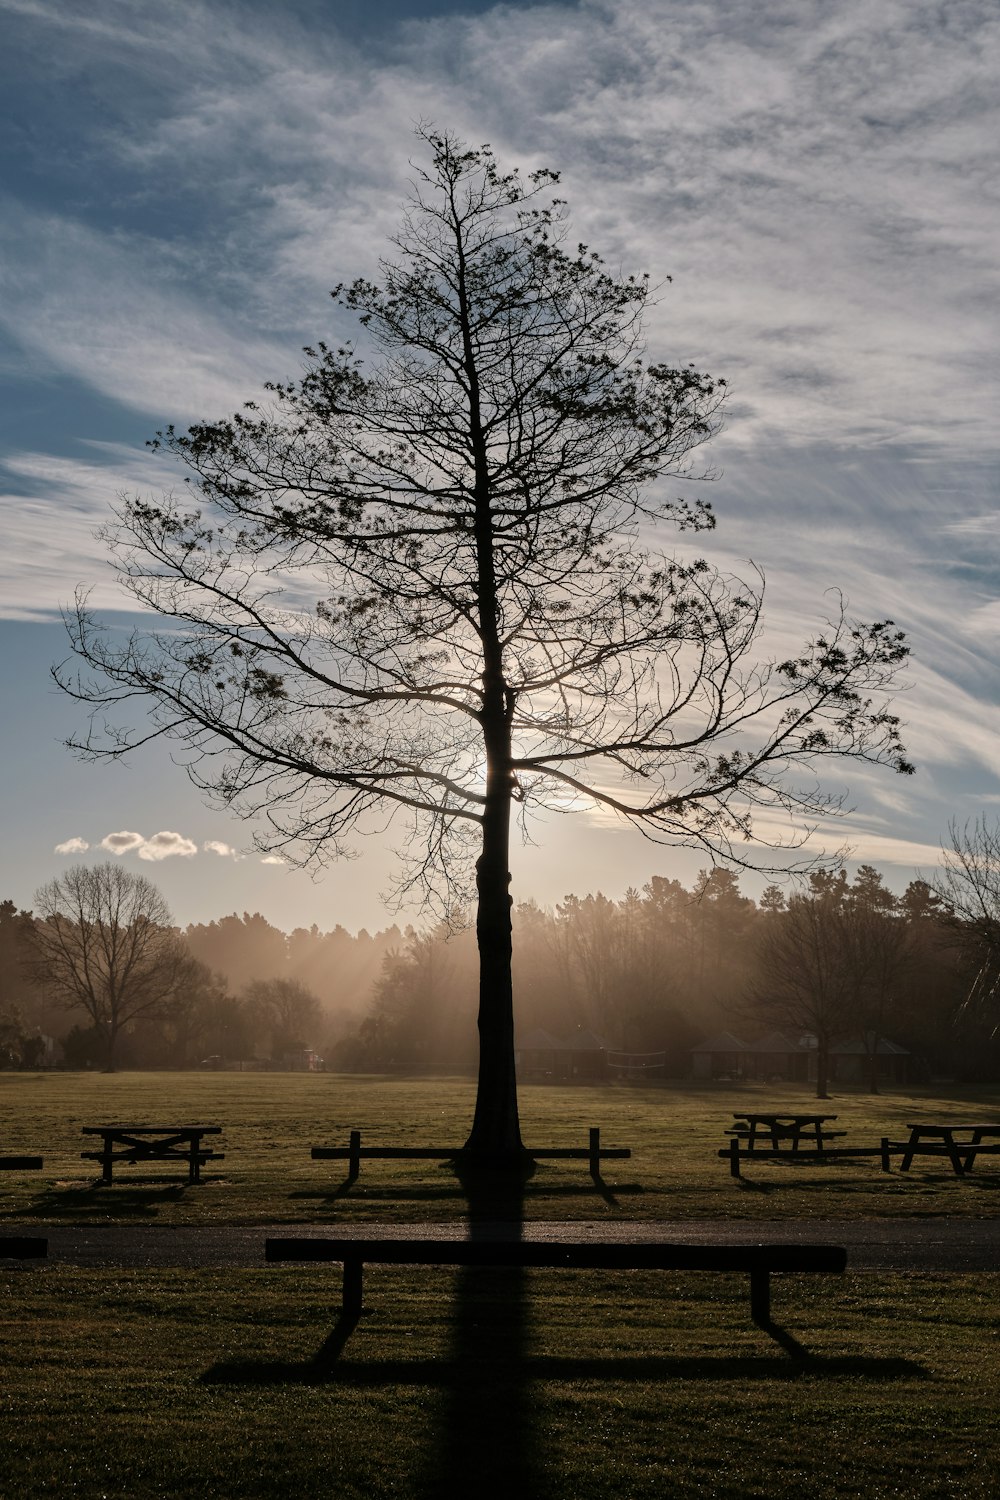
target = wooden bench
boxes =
[312,1127,630,1180]
[265,1235,846,1327]
[0,1156,44,1171]
[0,1236,47,1259]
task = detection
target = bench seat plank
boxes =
[266,1236,845,1327]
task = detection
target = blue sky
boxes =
[1,0,998,933]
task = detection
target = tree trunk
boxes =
[462,726,525,1166]
[455,201,526,1169]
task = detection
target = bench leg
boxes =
[343,1256,363,1318]
[729,1137,741,1178]
[589,1127,600,1178]
[348,1130,361,1181]
[880,1137,891,1173]
[102,1151,114,1185]
[750,1269,770,1326]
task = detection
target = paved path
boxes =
[13,1218,1000,1271]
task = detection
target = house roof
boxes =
[690,1030,748,1054]
[830,1036,910,1056]
[747,1031,802,1053]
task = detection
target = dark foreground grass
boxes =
[1,1265,997,1498]
[2,1071,1000,1224]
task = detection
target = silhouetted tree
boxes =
[751,870,857,1098]
[844,865,914,1091]
[26,863,185,1069]
[60,130,910,1162]
[244,976,322,1059]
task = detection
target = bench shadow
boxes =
[202,1348,927,1388]
[291,1161,641,1209]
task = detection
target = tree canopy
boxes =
[60,129,911,1160]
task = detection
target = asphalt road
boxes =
[9,1219,999,1271]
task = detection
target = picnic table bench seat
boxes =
[265,1234,847,1329]
[0,1156,44,1171]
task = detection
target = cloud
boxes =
[260,855,286,866]
[101,830,146,855]
[100,828,198,860]
[203,840,236,857]
[136,831,199,861]
[54,837,89,854]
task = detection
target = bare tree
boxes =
[59,130,911,1161]
[27,863,184,1069]
[934,817,1000,1033]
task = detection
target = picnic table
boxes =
[896,1123,1000,1177]
[81,1125,223,1184]
[728,1113,843,1153]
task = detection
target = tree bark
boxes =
[462,759,525,1163]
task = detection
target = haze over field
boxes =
[1,0,997,932]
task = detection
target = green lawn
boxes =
[1,1264,997,1498]
[2,1071,1000,1224]
[2,1073,1000,1495]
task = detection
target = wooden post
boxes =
[343,1255,363,1318]
[729,1136,741,1179]
[750,1268,770,1325]
[880,1137,891,1173]
[102,1140,114,1185]
[589,1127,600,1178]
[348,1130,361,1180]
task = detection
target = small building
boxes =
[515,1028,610,1082]
[690,1030,912,1086]
[829,1036,911,1086]
[746,1030,810,1083]
[690,1031,749,1081]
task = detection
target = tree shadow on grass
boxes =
[6,1181,190,1220]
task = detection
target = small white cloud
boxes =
[137,831,198,861]
[260,855,286,866]
[203,840,235,858]
[54,837,89,855]
[101,830,146,855]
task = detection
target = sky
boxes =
[0,0,998,935]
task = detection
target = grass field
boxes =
[1,1265,998,1498]
[2,1073,1000,1496]
[2,1070,1000,1224]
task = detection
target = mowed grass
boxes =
[3,1074,1000,1497]
[2,1071,1000,1224]
[1,1264,998,1499]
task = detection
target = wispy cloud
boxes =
[260,855,286,866]
[203,840,236,858]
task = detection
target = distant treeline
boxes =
[332,867,987,1081]
[1,861,997,1079]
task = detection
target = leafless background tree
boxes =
[26,863,186,1069]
